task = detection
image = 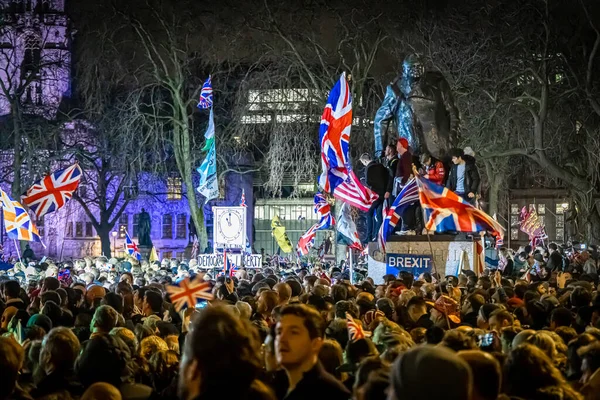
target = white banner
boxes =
[196,253,262,269]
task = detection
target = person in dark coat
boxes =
[446,148,480,205]
[360,153,388,242]
[273,304,350,400]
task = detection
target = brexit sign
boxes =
[386,253,433,275]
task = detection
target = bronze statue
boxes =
[374,54,460,160]
[138,208,152,247]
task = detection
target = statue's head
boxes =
[403,54,425,79]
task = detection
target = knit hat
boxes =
[27,313,53,334]
[390,345,473,400]
[398,137,409,150]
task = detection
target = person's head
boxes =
[318,339,344,380]
[462,293,485,316]
[388,345,472,400]
[40,327,81,375]
[477,304,501,330]
[396,138,409,155]
[0,337,24,399]
[101,292,124,315]
[275,304,325,370]
[3,280,20,300]
[178,305,263,400]
[81,382,122,400]
[143,290,163,316]
[76,334,130,389]
[139,335,168,360]
[41,277,60,293]
[385,143,397,159]
[406,296,428,323]
[90,305,118,334]
[488,310,514,332]
[359,153,372,167]
[257,290,279,315]
[550,307,573,330]
[450,148,465,165]
[503,344,570,399]
[458,350,501,400]
[110,327,138,356]
[420,153,433,167]
[273,282,291,306]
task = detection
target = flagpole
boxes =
[13,239,23,265]
[349,246,353,284]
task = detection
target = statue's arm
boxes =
[373,85,400,157]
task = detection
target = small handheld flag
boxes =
[125,232,141,260]
[346,312,368,342]
[166,275,214,311]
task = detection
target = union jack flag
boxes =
[125,232,141,260]
[314,192,334,230]
[22,163,82,218]
[416,176,504,238]
[346,312,366,342]
[378,179,419,252]
[0,189,42,243]
[222,251,237,276]
[297,224,318,256]
[166,275,213,311]
[197,76,213,109]
[318,73,377,211]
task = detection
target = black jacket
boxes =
[273,362,350,400]
[365,161,389,197]
[446,162,480,195]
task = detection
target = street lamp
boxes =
[112,231,117,257]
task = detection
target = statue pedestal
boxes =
[367,235,477,284]
[138,245,152,261]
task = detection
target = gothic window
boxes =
[176,214,187,239]
[162,214,173,239]
[167,177,182,200]
[22,34,41,73]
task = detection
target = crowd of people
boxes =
[1,242,600,400]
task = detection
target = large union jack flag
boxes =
[0,189,41,242]
[318,73,377,211]
[378,178,419,252]
[166,275,214,311]
[416,176,504,238]
[125,232,141,260]
[22,163,82,218]
[197,76,213,109]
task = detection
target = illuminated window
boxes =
[167,177,182,200]
[537,204,545,215]
[511,228,519,241]
[176,214,187,239]
[162,214,173,239]
[510,203,519,215]
[556,228,564,241]
[556,203,569,214]
[119,214,128,238]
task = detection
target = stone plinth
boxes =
[368,235,477,284]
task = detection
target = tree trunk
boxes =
[97,225,112,258]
